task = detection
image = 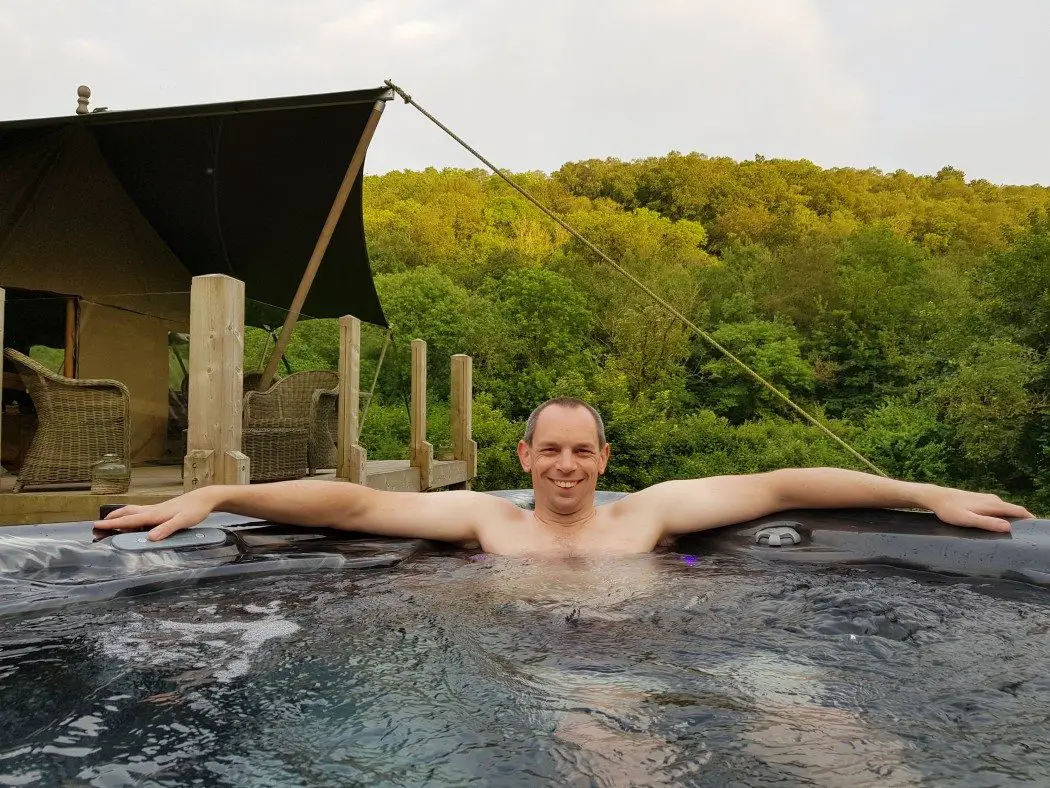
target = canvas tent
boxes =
[0,88,391,463]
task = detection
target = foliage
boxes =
[261,156,1050,511]
[689,320,816,422]
[29,345,64,374]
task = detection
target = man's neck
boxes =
[533,501,598,530]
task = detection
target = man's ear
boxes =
[517,440,532,472]
[598,443,611,475]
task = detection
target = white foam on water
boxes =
[0,768,42,786]
[96,605,301,684]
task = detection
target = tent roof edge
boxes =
[0,87,394,131]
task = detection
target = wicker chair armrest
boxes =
[3,348,131,398]
[51,376,132,398]
[243,388,283,406]
[309,387,338,419]
[244,387,289,427]
[307,387,340,472]
[243,389,267,423]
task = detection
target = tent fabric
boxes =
[0,87,392,465]
[0,125,192,464]
[0,87,390,325]
[0,126,192,323]
[78,301,175,463]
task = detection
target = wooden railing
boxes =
[183,274,474,492]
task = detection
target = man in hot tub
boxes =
[96,397,1029,784]
[97,396,1034,548]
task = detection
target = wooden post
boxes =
[336,315,367,485]
[410,339,433,490]
[63,297,76,378]
[259,100,386,391]
[451,354,477,489]
[184,274,250,491]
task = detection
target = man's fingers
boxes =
[147,518,187,541]
[963,513,1012,533]
[94,505,142,525]
[93,505,176,531]
[104,504,138,519]
[94,509,196,541]
[994,502,1035,519]
[93,510,158,529]
[969,501,1035,527]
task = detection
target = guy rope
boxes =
[383,79,886,476]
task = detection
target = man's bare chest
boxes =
[480,513,661,556]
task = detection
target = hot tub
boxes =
[2,492,1049,786]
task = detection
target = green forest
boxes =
[254,153,1050,510]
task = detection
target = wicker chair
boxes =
[242,370,339,482]
[3,348,131,493]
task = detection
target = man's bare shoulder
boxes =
[463,493,534,552]
[606,479,712,512]
[422,489,529,523]
[466,493,533,531]
[606,474,793,538]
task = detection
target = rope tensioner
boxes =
[384,80,412,104]
[382,79,886,476]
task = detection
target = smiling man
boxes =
[96,397,1034,553]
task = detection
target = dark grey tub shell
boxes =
[0,490,1047,617]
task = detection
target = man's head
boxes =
[517,398,610,517]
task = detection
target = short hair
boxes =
[523,397,607,448]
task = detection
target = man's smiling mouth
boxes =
[552,479,580,489]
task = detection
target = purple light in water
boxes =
[680,555,699,566]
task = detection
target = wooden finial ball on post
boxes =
[76,86,91,115]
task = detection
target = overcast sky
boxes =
[2,0,1046,185]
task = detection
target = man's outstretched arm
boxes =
[617,468,1034,538]
[93,481,506,543]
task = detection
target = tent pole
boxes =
[63,297,76,378]
[258,99,386,390]
[0,288,4,462]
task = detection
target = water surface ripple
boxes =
[2,552,1049,786]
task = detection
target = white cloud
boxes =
[320,2,399,38]
[367,0,873,175]
[391,18,448,42]
[0,0,1047,183]
[60,37,126,68]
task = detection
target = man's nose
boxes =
[555,449,576,471]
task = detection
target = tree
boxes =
[374,268,497,402]
[688,320,816,423]
[481,268,599,417]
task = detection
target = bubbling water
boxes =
[2,552,1050,786]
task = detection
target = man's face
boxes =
[517,405,610,514]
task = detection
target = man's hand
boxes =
[94,488,218,541]
[917,487,1034,533]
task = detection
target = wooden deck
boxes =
[0,459,472,526]
[0,277,479,527]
